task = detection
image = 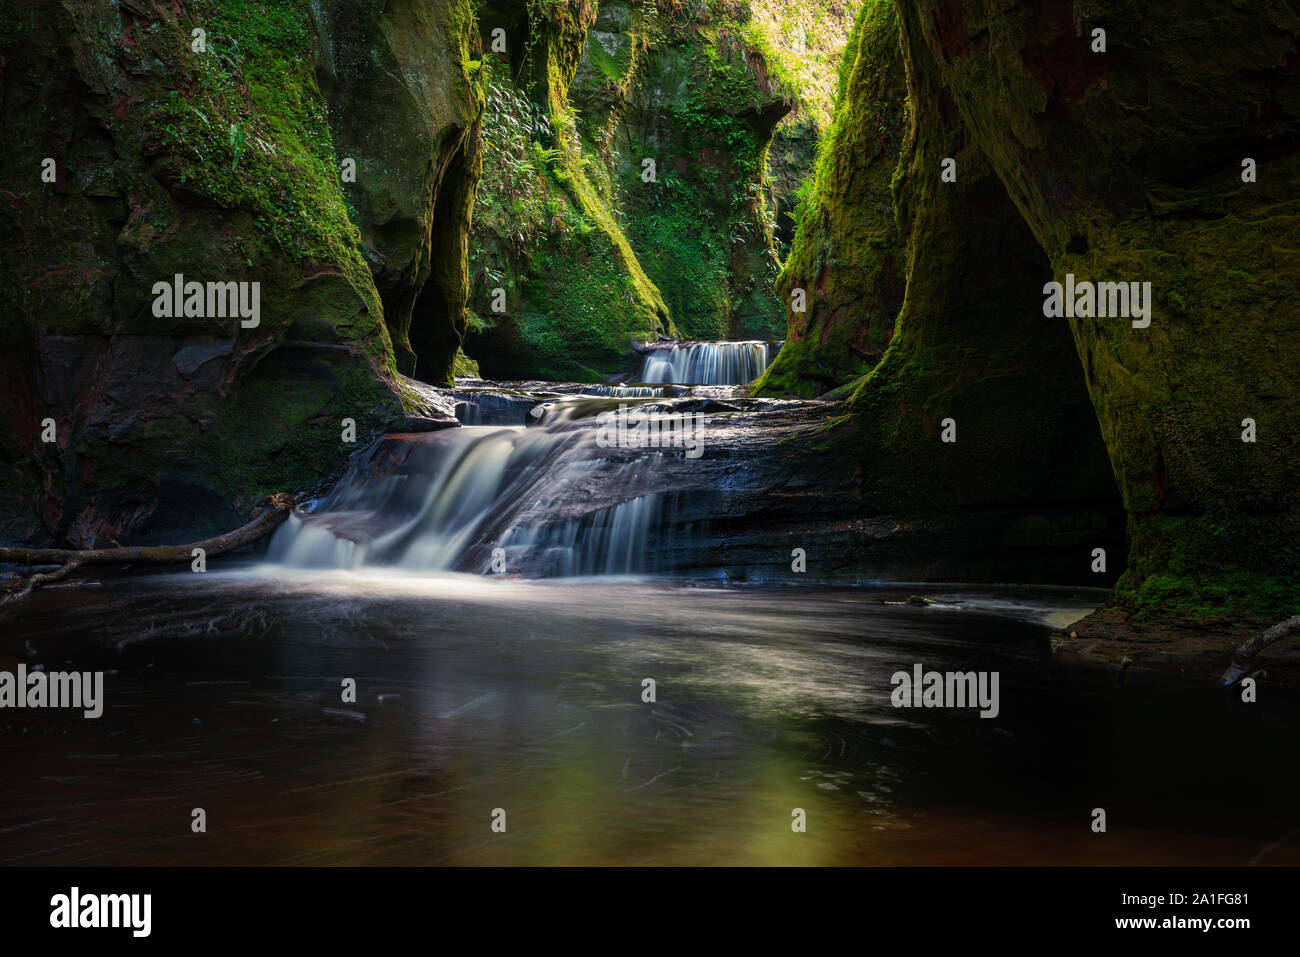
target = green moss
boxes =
[467,2,678,378]
[468,0,803,377]
[0,0,487,543]
[765,0,1300,618]
[149,3,364,269]
[513,233,669,381]
[583,28,628,84]
[1117,515,1300,621]
[453,349,481,378]
[754,0,1123,565]
[614,3,789,342]
[138,0,393,375]
[755,0,907,398]
[902,0,1300,617]
[186,349,403,504]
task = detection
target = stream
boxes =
[2,346,1297,866]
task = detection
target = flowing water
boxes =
[266,418,673,578]
[639,340,781,385]
[3,573,1298,866]
[2,375,1297,866]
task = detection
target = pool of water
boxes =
[1,569,1296,865]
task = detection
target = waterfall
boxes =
[453,391,539,426]
[577,385,665,398]
[453,386,664,425]
[265,419,674,577]
[639,341,782,385]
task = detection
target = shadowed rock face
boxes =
[316,0,482,386]
[0,0,479,546]
[907,0,1300,615]
[844,2,1119,519]
[763,0,1300,618]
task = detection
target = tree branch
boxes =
[0,558,85,608]
[0,493,297,608]
[1220,615,1300,686]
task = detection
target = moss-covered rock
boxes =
[841,1,1118,524]
[465,0,813,380]
[0,0,478,544]
[317,0,483,385]
[464,0,675,381]
[764,0,1299,619]
[610,1,791,343]
[756,0,908,397]
[754,0,865,260]
[906,0,1300,618]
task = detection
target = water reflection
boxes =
[1,573,1297,865]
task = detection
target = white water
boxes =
[266,422,670,577]
[454,386,665,426]
[453,392,538,425]
[640,341,780,385]
[579,385,665,398]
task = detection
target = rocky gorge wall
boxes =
[3,0,1291,628]
[757,0,907,396]
[763,0,1300,619]
[0,0,861,548]
[464,0,856,380]
[912,0,1300,619]
[0,0,479,546]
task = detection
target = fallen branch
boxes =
[0,558,85,609]
[0,493,297,608]
[1220,615,1300,686]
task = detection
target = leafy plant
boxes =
[229,123,248,171]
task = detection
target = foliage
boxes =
[146,0,364,272]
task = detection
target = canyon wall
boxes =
[766,0,1300,618]
[0,0,479,544]
[464,0,850,380]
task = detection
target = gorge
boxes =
[1,0,1298,868]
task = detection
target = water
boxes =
[453,386,668,427]
[266,420,674,577]
[3,573,1297,865]
[640,341,781,385]
[575,385,665,398]
[452,391,540,426]
[2,379,1292,866]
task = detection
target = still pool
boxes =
[1,570,1295,866]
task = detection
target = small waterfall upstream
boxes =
[640,340,781,385]
[266,415,676,578]
[577,384,665,398]
[454,385,666,426]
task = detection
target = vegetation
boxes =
[465,0,857,379]
[755,0,905,397]
[147,1,372,287]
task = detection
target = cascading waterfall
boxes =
[453,386,665,426]
[265,415,673,578]
[452,392,539,426]
[640,340,782,385]
[577,385,665,398]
